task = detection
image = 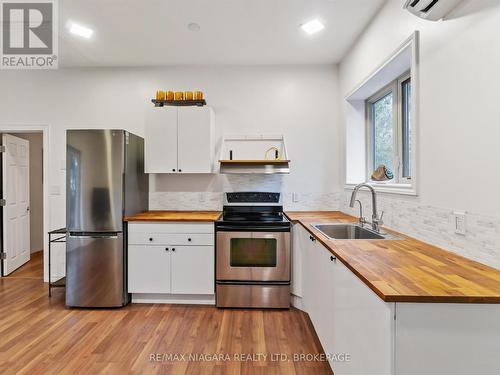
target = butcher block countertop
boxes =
[285,211,500,304]
[124,211,221,222]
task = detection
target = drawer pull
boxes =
[149,237,153,242]
[188,238,192,242]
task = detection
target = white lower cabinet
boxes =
[331,258,394,375]
[298,223,390,373]
[293,223,500,375]
[291,220,309,298]
[128,222,215,303]
[302,232,336,369]
[128,245,171,294]
[394,303,500,375]
[171,246,214,295]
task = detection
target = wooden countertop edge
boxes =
[285,213,500,304]
[124,211,221,222]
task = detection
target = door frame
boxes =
[0,125,50,282]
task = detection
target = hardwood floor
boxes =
[0,258,332,375]
[5,250,43,279]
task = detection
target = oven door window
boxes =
[230,238,277,267]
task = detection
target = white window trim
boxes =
[345,181,417,196]
[397,72,412,183]
[344,31,419,196]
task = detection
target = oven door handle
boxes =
[216,225,290,232]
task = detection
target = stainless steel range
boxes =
[215,192,291,308]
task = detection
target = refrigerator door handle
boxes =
[69,234,119,240]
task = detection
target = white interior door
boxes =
[2,134,30,275]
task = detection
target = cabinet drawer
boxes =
[128,232,214,246]
[128,222,214,234]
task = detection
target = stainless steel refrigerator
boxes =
[66,130,148,307]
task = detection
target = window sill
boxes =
[345,182,417,196]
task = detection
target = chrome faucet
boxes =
[354,199,367,227]
[349,183,384,232]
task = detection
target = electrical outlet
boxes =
[453,211,466,235]
[292,192,299,203]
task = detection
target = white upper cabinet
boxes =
[177,107,215,173]
[145,106,215,173]
[145,108,178,173]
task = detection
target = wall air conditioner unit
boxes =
[403,0,462,21]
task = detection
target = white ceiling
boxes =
[59,0,386,67]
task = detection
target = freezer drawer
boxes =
[66,233,125,307]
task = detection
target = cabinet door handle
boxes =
[172,168,176,172]
[165,247,169,252]
[330,256,336,262]
[309,235,316,242]
[178,169,182,172]
[171,248,176,252]
[149,237,153,242]
[188,238,192,242]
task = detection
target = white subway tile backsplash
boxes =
[341,191,500,270]
[149,191,342,212]
[149,192,223,211]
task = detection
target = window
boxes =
[366,72,412,183]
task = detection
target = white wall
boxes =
[339,0,500,268]
[0,65,342,278]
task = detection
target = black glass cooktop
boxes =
[217,192,289,229]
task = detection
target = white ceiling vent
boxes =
[403,0,461,21]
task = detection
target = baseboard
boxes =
[291,293,304,311]
[50,275,65,282]
[131,293,216,305]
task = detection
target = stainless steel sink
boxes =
[312,223,402,240]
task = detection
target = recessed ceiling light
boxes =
[67,21,94,39]
[301,19,325,35]
[187,22,201,32]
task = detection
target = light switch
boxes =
[453,211,466,235]
[292,192,299,203]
